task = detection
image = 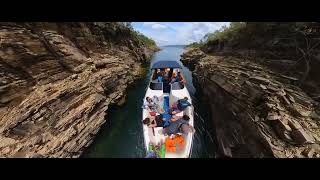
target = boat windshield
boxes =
[150,82,163,90]
[171,82,184,90]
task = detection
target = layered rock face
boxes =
[0,22,158,157]
[181,48,320,158]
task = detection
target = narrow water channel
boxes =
[82,45,217,158]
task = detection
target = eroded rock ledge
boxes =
[0,22,158,157]
[181,48,320,158]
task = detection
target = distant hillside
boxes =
[161,45,186,47]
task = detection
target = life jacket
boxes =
[165,135,185,153]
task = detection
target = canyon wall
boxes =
[0,22,158,157]
[181,48,320,158]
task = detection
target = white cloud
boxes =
[172,22,230,45]
[134,22,230,46]
[143,22,167,29]
[151,24,167,29]
[143,22,156,26]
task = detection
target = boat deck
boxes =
[162,96,170,126]
[142,65,193,158]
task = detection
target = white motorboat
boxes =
[142,60,194,158]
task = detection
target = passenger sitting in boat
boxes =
[146,140,165,158]
[170,72,178,84]
[161,115,194,136]
[177,71,186,84]
[156,69,163,82]
[143,114,166,128]
[143,96,157,112]
[151,69,163,83]
[163,68,170,82]
[152,96,165,113]
[143,96,164,114]
[168,97,192,115]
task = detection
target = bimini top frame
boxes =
[151,60,182,69]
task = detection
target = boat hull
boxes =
[142,84,194,158]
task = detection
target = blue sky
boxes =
[132,22,230,46]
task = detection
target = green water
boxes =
[82,46,217,158]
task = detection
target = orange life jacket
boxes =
[165,135,185,152]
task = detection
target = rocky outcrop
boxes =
[0,22,158,157]
[181,48,320,158]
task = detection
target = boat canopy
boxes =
[151,60,182,69]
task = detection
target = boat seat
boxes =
[148,127,165,145]
[175,111,184,117]
[169,95,179,108]
[144,95,165,114]
[156,95,164,110]
[183,106,190,115]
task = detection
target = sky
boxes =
[132,22,230,46]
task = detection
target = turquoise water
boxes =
[82,46,216,158]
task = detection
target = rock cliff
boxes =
[181,48,320,158]
[0,22,158,157]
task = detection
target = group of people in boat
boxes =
[143,95,195,158]
[152,68,187,85]
[143,96,194,134]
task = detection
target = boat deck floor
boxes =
[162,96,170,126]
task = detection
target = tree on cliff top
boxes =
[186,42,203,48]
[117,22,157,47]
[133,31,157,47]
[201,22,320,86]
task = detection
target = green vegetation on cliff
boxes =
[202,22,319,51]
[185,42,203,48]
[188,22,319,52]
[133,31,157,47]
[181,22,320,158]
[117,22,157,48]
[190,22,320,102]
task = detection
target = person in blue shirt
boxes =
[177,97,191,110]
[169,97,192,115]
[157,75,163,82]
[151,69,163,83]
[155,69,163,82]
